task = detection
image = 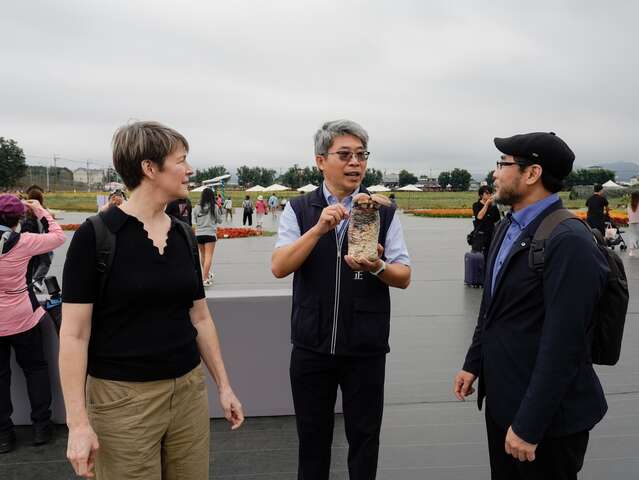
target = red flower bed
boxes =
[60,224,263,238]
[572,210,628,227]
[61,223,81,231]
[217,227,263,238]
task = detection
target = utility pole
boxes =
[52,154,58,192]
[86,160,91,192]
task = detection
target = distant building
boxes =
[468,180,480,191]
[73,168,105,186]
[629,176,639,186]
[382,173,399,188]
[419,177,441,191]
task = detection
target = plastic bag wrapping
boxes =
[348,205,380,261]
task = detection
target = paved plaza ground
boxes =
[1,210,638,479]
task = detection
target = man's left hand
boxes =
[344,244,384,272]
[505,426,537,462]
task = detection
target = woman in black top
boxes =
[60,122,244,479]
[471,185,501,257]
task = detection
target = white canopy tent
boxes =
[367,184,390,192]
[245,185,266,192]
[265,183,289,192]
[297,183,318,193]
[602,180,624,189]
[397,184,422,192]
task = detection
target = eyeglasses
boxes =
[495,161,520,170]
[325,151,370,162]
[496,155,533,170]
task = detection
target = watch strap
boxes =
[371,260,386,276]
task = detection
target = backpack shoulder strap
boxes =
[174,220,200,272]
[529,208,584,272]
[87,212,116,305]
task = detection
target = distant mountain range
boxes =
[582,162,639,182]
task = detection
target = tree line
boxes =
[0,137,621,192]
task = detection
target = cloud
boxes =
[1,0,637,177]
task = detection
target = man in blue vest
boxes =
[454,132,609,479]
[272,119,411,479]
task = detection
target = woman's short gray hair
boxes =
[112,121,189,190]
[314,119,369,156]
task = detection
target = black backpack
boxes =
[528,209,629,366]
[87,212,200,305]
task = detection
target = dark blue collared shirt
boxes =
[491,194,560,292]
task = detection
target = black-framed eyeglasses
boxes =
[325,151,370,162]
[496,155,533,170]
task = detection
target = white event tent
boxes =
[397,184,422,192]
[602,180,624,189]
[367,184,390,192]
[265,183,289,192]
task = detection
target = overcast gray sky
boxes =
[1,0,637,177]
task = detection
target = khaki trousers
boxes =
[87,364,210,480]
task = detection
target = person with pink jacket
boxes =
[255,195,269,228]
[0,195,65,453]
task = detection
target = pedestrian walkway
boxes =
[2,213,637,479]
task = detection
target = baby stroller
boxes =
[604,220,628,251]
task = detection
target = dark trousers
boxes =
[0,322,52,433]
[290,347,386,480]
[485,411,589,480]
[243,211,253,226]
[587,217,605,236]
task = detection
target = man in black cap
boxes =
[453,132,609,479]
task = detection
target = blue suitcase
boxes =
[464,251,485,288]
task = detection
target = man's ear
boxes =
[526,165,543,186]
[315,155,325,172]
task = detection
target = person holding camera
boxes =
[471,185,500,257]
[0,195,65,453]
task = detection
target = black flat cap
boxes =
[494,132,575,180]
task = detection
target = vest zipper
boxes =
[331,223,347,355]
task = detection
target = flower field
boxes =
[60,224,264,238]
[406,208,629,226]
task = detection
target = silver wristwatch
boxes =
[371,260,386,276]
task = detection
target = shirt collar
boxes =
[510,193,560,230]
[322,182,360,207]
[103,206,179,233]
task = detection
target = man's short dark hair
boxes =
[594,184,603,192]
[517,160,564,194]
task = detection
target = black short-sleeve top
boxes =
[472,201,500,234]
[62,206,205,381]
[586,195,609,221]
